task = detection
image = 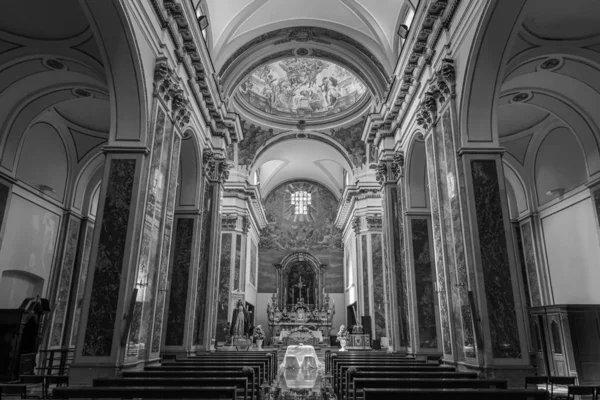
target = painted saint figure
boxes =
[230,299,249,337]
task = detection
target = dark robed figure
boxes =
[230,299,249,337]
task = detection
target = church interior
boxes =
[0,0,599,399]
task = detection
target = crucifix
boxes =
[294,276,307,304]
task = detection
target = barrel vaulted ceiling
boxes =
[206,0,416,196]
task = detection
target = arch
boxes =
[77,0,148,143]
[460,0,528,144]
[16,122,70,203]
[276,251,327,308]
[72,152,105,214]
[534,126,587,205]
[500,73,600,176]
[502,158,529,216]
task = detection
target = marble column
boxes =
[48,213,82,348]
[215,215,238,343]
[67,219,95,347]
[376,151,410,352]
[193,150,230,350]
[69,152,146,384]
[418,59,529,382]
[69,59,191,383]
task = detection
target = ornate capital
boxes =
[352,216,361,234]
[375,151,405,185]
[154,58,190,127]
[203,149,231,183]
[242,215,251,233]
[365,215,383,230]
[221,214,238,230]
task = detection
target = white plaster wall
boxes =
[541,196,600,304]
[0,193,61,307]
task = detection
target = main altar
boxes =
[266,254,336,346]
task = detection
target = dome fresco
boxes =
[237,57,368,122]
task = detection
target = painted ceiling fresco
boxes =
[260,180,342,251]
[238,58,368,121]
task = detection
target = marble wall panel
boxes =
[371,233,386,338]
[165,218,194,346]
[513,224,532,310]
[380,230,392,340]
[151,135,180,352]
[471,160,521,358]
[82,159,136,356]
[361,234,369,316]
[425,136,452,355]
[234,234,242,290]
[520,221,540,307]
[411,219,438,349]
[193,183,214,345]
[441,111,476,358]
[50,216,81,347]
[70,223,94,347]
[391,187,409,346]
[126,108,166,356]
[250,240,257,287]
[216,233,232,342]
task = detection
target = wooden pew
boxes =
[187,351,277,379]
[325,351,419,372]
[362,388,548,400]
[123,370,256,400]
[53,386,238,399]
[169,354,274,381]
[147,363,265,386]
[94,377,249,400]
[352,379,508,400]
[344,371,479,400]
[334,363,454,394]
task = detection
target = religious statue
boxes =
[230,299,249,337]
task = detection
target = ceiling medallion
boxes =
[511,92,531,103]
[296,133,308,139]
[44,58,66,70]
[295,48,310,57]
[538,57,562,71]
[73,88,92,98]
[238,57,368,122]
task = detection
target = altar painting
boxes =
[286,262,316,305]
[238,58,367,120]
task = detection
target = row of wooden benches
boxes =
[53,351,278,400]
[323,351,549,400]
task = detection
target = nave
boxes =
[1,0,600,399]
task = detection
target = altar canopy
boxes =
[280,344,321,370]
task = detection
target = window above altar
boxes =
[291,191,311,215]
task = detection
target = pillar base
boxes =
[449,361,534,388]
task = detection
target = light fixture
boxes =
[397,24,409,39]
[546,188,565,197]
[198,15,209,31]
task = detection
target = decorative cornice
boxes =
[151,0,242,142]
[221,214,238,230]
[363,0,458,144]
[365,215,383,231]
[375,151,405,185]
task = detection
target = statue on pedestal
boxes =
[230,299,249,337]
